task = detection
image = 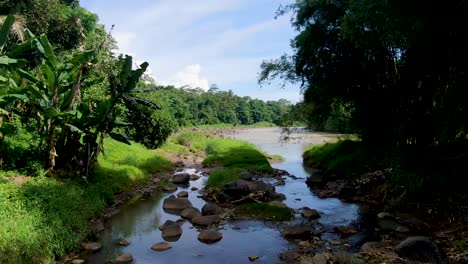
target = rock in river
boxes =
[302,208,321,219]
[394,236,443,263]
[281,224,312,238]
[201,202,223,215]
[177,191,189,198]
[162,183,177,192]
[198,229,222,244]
[191,215,220,226]
[161,224,182,241]
[334,225,358,238]
[114,253,133,263]
[171,173,190,184]
[159,220,176,230]
[223,179,275,199]
[151,242,172,251]
[163,195,193,210]
[181,207,201,220]
[83,242,102,252]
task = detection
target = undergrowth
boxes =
[0,139,173,264]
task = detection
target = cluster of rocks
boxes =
[161,193,224,244]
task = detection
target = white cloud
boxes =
[112,31,136,56]
[169,64,209,91]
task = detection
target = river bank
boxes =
[303,140,468,263]
[60,127,373,264]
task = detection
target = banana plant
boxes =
[17,30,96,173]
[81,55,160,179]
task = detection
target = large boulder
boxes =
[163,195,193,210]
[302,208,321,219]
[191,215,220,226]
[201,202,223,215]
[171,173,190,184]
[180,207,202,220]
[159,220,176,230]
[161,224,182,241]
[394,236,443,263]
[198,229,222,244]
[282,224,312,238]
[223,179,275,199]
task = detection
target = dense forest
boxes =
[260,0,468,148]
[0,0,297,175]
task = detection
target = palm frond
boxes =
[0,15,26,43]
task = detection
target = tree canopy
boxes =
[260,0,468,147]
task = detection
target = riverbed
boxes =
[86,128,363,263]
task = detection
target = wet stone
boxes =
[171,173,190,184]
[198,229,222,244]
[180,207,201,220]
[117,239,131,246]
[201,202,222,215]
[191,215,220,226]
[83,242,101,252]
[248,256,259,261]
[312,253,328,264]
[190,174,201,181]
[162,183,178,192]
[71,259,85,264]
[191,187,198,191]
[282,224,312,238]
[334,225,358,238]
[114,253,133,263]
[161,224,182,241]
[302,208,321,219]
[177,191,189,198]
[159,220,176,230]
[151,242,172,251]
[163,195,193,210]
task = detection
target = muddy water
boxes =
[87,128,362,264]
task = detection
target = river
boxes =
[86,128,362,264]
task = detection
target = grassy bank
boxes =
[0,139,173,264]
[170,130,272,189]
[0,129,272,263]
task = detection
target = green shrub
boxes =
[203,139,272,172]
[205,168,242,189]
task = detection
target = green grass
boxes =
[235,202,293,221]
[303,140,372,177]
[203,138,272,172]
[195,121,277,129]
[0,138,173,264]
[205,168,242,189]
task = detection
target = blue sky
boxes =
[81,0,302,102]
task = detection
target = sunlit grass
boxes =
[0,138,173,263]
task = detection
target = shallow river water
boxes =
[87,128,362,264]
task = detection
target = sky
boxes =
[81,0,302,102]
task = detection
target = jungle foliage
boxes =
[260,0,468,147]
